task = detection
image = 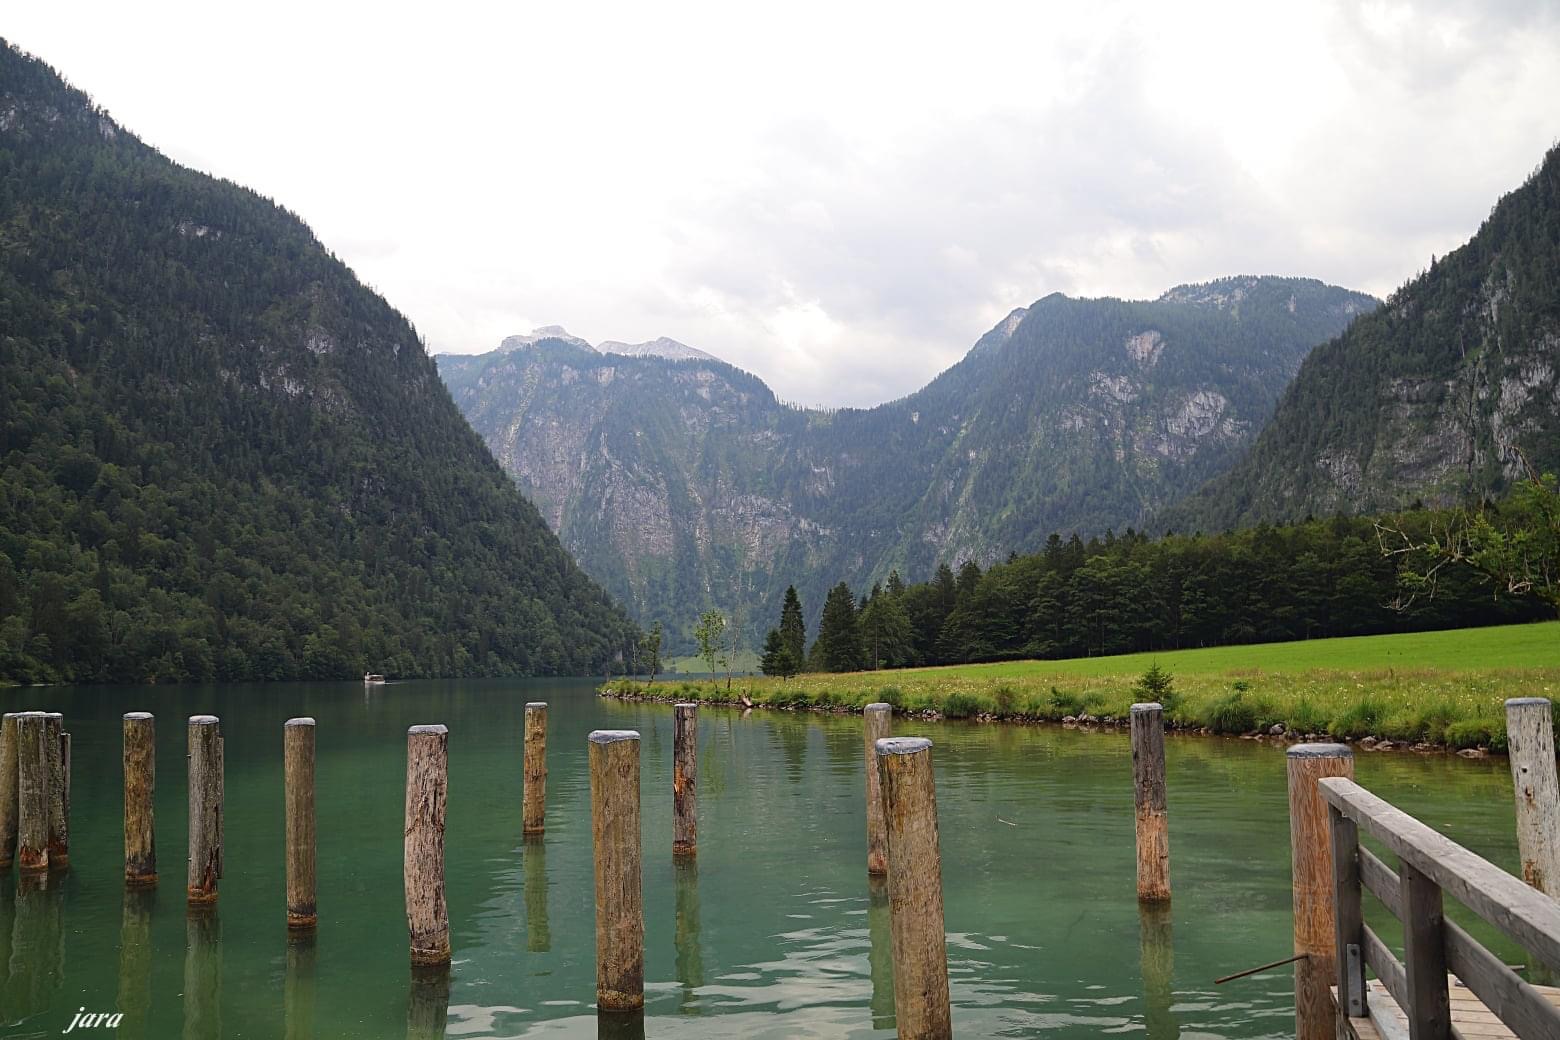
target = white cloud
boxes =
[6,1,1558,406]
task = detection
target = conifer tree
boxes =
[813,582,862,672]
[778,585,807,669]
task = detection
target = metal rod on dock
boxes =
[1287,742,1354,1040]
[1506,697,1560,897]
[523,702,547,835]
[123,711,157,886]
[876,735,952,1040]
[673,703,698,857]
[405,724,451,966]
[187,715,223,905]
[589,729,644,1012]
[1131,702,1171,902]
[285,717,318,929]
[863,702,892,876]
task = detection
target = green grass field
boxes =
[606,621,1560,751]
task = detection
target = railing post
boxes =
[863,703,891,876]
[1399,860,1450,1038]
[1287,743,1354,1040]
[1130,701,1170,902]
[1505,697,1560,896]
[1329,803,1366,1019]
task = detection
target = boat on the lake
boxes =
[363,672,386,685]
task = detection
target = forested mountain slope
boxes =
[1166,144,1560,531]
[440,277,1375,650]
[0,42,636,683]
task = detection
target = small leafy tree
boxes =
[638,621,663,684]
[694,609,731,689]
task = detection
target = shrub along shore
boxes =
[601,622,1560,754]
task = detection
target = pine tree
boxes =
[813,582,862,672]
[760,627,797,677]
[778,585,806,668]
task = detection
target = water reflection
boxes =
[116,887,156,1039]
[867,875,895,1030]
[406,964,451,1040]
[1139,902,1179,1040]
[674,858,704,1012]
[523,836,550,953]
[183,909,222,1040]
[596,1009,645,1040]
[3,873,65,1026]
[285,930,317,1040]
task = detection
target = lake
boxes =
[0,679,1530,1038]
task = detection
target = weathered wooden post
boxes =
[15,711,50,874]
[523,702,547,836]
[876,735,952,1040]
[863,702,892,876]
[123,712,157,886]
[0,712,18,869]
[43,712,67,869]
[589,729,644,1012]
[1131,702,1171,902]
[1505,697,1560,896]
[1286,742,1354,1040]
[285,717,318,929]
[187,715,223,906]
[673,703,698,857]
[405,724,450,966]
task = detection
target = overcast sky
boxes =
[8,2,1559,407]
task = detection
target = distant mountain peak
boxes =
[598,337,719,363]
[499,326,595,352]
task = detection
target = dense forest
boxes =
[1167,143,1560,531]
[757,506,1551,674]
[0,42,637,685]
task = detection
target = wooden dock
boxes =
[1335,977,1560,1040]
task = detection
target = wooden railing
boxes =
[1321,776,1560,1038]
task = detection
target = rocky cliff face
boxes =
[1166,147,1560,531]
[439,276,1377,649]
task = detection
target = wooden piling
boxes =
[673,703,698,857]
[589,729,644,1012]
[1131,702,1171,902]
[876,735,951,1040]
[43,713,67,869]
[404,724,450,966]
[1505,697,1560,896]
[15,712,49,874]
[123,712,157,886]
[1286,742,1354,1040]
[187,715,223,906]
[863,702,892,876]
[285,717,318,929]
[0,712,18,869]
[523,702,547,835]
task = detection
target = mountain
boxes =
[0,41,637,683]
[439,276,1375,650]
[1166,145,1560,531]
[598,336,717,362]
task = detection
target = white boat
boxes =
[364,673,387,685]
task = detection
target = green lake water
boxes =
[0,679,1531,1038]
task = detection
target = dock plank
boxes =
[1335,977,1560,1040]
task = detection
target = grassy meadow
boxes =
[606,621,1560,751]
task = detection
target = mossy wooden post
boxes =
[187,715,223,906]
[123,712,157,886]
[673,703,698,857]
[863,702,892,876]
[1505,697,1560,896]
[589,729,644,1012]
[1286,742,1353,1040]
[405,724,450,966]
[0,712,18,870]
[876,735,951,1040]
[285,717,318,929]
[1131,702,1170,902]
[522,702,547,835]
[43,713,67,869]
[15,712,49,874]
